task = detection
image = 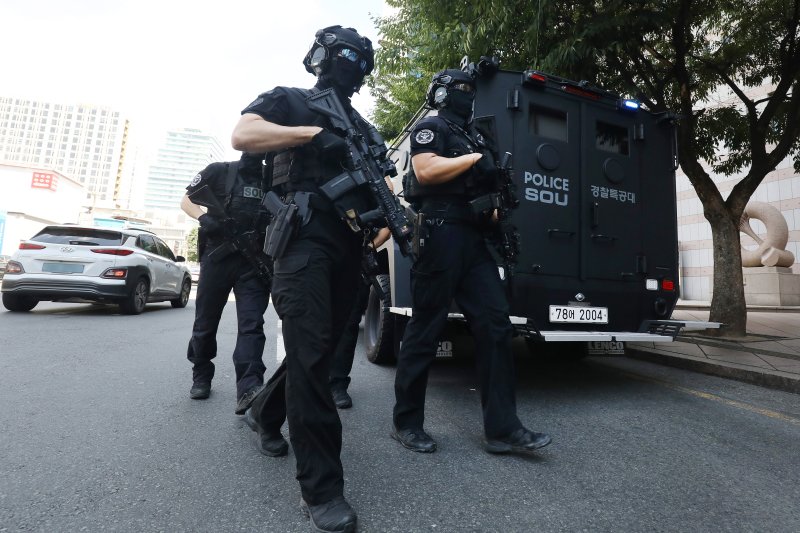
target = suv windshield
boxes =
[32,227,124,246]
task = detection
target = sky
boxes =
[2,0,390,159]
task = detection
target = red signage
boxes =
[31,172,58,191]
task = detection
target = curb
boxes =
[626,347,800,395]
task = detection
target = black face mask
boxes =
[445,90,474,122]
[322,57,365,98]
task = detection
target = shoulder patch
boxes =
[189,173,202,187]
[415,129,435,145]
[245,96,264,110]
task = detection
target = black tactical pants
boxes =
[186,249,269,399]
[393,221,523,439]
[251,210,361,505]
[329,278,371,393]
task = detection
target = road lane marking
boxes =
[617,370,800,427]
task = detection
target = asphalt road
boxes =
[1,296,799,532]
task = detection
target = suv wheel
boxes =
[2,293,38,312]
[171,277,191,308]
[120,278,149,315]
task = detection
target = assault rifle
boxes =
[188,184,273,287]
[495,152,521,280]
[306,88,415,257]
[468,151,521,286]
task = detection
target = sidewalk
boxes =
[626,300,800,394]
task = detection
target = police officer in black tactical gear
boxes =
[231,25,378,533]
[391,69,552,455]
[181,153,270,415]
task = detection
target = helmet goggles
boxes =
[435,74,474,93]
[337,48,369,74]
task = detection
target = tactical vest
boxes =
[404,116,486,203]
[268,88,335,193]
[227,166,270,232]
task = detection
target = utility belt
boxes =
[285,190,336,215]
[411,196,497,258]
[418,199,478,225]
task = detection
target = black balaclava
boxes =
[443,89,475,124]
[429,68,475,126]
[320,52,365,99]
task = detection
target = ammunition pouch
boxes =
[208,241,238,263]
[318,170,376,233]
[270,146,328,188]
[469,193,501,216]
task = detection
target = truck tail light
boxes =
[522,70,548,87]
[102,268,128,279]
[91,248,134,256]
[662,279,675,291]
[19,242,45,250]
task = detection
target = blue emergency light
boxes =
[617,98,640,112]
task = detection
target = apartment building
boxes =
[143,128,225,212]
[0,97,129,209]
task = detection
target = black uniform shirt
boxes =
[186,162,230,205]
[241,86,327,127]
[410,115,476,160]
[408,115,479,201]
[240,84,358,193]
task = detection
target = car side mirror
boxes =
[175,256,186,262]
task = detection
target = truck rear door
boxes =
[475,74,583,279]
[581,105,642,281]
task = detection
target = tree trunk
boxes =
[707,209,748,337]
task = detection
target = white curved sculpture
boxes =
[740,201,795,267]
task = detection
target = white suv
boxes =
[1,225,192,314]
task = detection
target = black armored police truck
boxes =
[364,60,715,364]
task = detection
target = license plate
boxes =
[43,262,84,274]
[549,305,608,324]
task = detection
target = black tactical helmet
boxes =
[425,68,475,109]
[303,25,375,77]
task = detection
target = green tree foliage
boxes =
[373,0,800,336]
[373,0,559,140]
[185,226,199,263]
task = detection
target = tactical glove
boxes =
[473,150,499,181]
[198,213,223,234]
[311,129,349,163]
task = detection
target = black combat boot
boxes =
[391,427,437,453]
[244,409,289,457]
[331,388,352,409]
[189,382,211,400]
[301,496,357,533]
[485,427,552,454]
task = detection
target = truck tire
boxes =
[364,274,397,365]
[2,293,38,312]
[119,277,149,315]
